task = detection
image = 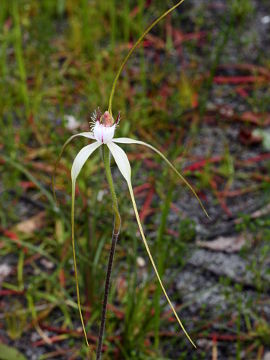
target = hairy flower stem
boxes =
[96,145,121,360]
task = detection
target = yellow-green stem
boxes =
[108,0,186,116]
[127,182,196,348]
[71,183,89,346]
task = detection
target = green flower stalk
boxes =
[53,0,209,357]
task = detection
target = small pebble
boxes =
[97,190,106,202]
[263,352,270,360]
[261,15,270,24]
[137,256,146,267]
[64,114,80,130]
[40,258,54,269]
[0,264,12,283]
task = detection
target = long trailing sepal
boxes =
[107,141,196,348]
[112,137,209,218]
[52,132,95,202]
[70,141,101,346]
[108,0,186,115]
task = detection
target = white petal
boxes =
[77,132,95,140]
[71,142,101,183]
[113,137,208,217]
[106,141,131,184]
[53,132,95,202]
[112,137,137,144]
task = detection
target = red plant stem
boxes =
[139,186,155,222]
[0,289,25,296]
[96,232,119,360]
[213,75,266,84]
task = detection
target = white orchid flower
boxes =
[54,109,208,348]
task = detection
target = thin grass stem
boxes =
[12,1,29,115]
[154,178,174,349]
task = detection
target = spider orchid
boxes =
[54,109,208,349]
